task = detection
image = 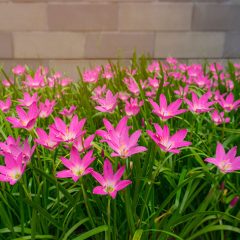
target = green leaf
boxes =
[132,229,143,240]
[72,225,108,240]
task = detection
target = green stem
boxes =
[81,181,95,227]
[107,197,111,240]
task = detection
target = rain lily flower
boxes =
[147,124,191,154]
[149,94,186,121]
[125,98,144,116]
[12,65,25,76]
[6,103,39,130]
[95,90,118,113]
[60,77,73,87]
[24,71,45,89]
[18,92,39,107]
[91,159,132,199]
[2,78,13,87]
[96,116,147,158]
[83,68,99,83]
[0,97,11,113]
[205,143,240,173]
[0,137,35,164]
[174,85,189,98]
[123,77,140,95]
[35,128,59,150]
[0,153,26,185]
[218,92,240,112]
[184,92,215,113]
[39,99,55,118]
[91,85,107,101]
[56,147,95,182]
[73,134,95,153]
[211,110,230,125]
[60,106,77,118]
[118,91,130,102]
[50,115,86,143]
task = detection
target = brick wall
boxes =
[0,0,239,77]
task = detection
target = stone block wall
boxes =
[0,0,239,77]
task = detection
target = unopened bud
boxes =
[230,196,239,208]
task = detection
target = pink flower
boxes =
[0,97,11,113]
[91,159,132,199]
[211,110,230,125]
[96,116,147,158]
[60,78,73,87]
[218,92,240,112]
[91,85,107,101]
[60,106,77,118]
[95,90,118,113]
[0,153,26,185]
[6,103,39,130]
[18,92,39,107]
[205,143,240,173]
[24,71,45,89]
[39,99,55,118]
[73,134,95,153]
[149,94,186,121]
[83,68,99,83]
[118,91,130,102]
[184,92,215,114]
[125,98,143,116]
[50,115,86,143]
[123,78,139,95]
[56,147,95,182]
[12,65,25,76]
[35,128,59,150]
[174,85,189,98]
[0,136,35,164]
[147,124,191,154]
[2,78,13,87]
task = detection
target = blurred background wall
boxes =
[0,0,239,77]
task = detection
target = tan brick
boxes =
[154,32,225,58]
[48,3,117,31]
[224,32,240,58]
[85,32,154,58]
[13,32,85,59]
[119,3,192,31]
[192,3,240,30]
[0,33,12,58]
[0,3,47,30]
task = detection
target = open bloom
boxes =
[125,98,144,116]
[24,71,45,89]
[56,147,95,182]
[60,105,77,118]
[0,97,11,113]
[50,115,86,143]
[91,159,132,199]
[96,116,147,158]
[18,92,39,107]
[123,77,140,95]
[0,136,35,164]
[184,92,215,113]
[218,92,240,112]
[211,110,230,125]
[95,90,118,113]
[39,99,56,118]
[149,94,186,121]
[6,103,39,130]
[205,143,240,173]
[147,124,191,154]
[0,153,26,185]
[35,128,59,150]
[12,65,25,76]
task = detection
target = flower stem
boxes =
[107,197,111,240]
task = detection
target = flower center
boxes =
[119,145,129,158]
[72,166,84,176]
[105,185,114,193]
